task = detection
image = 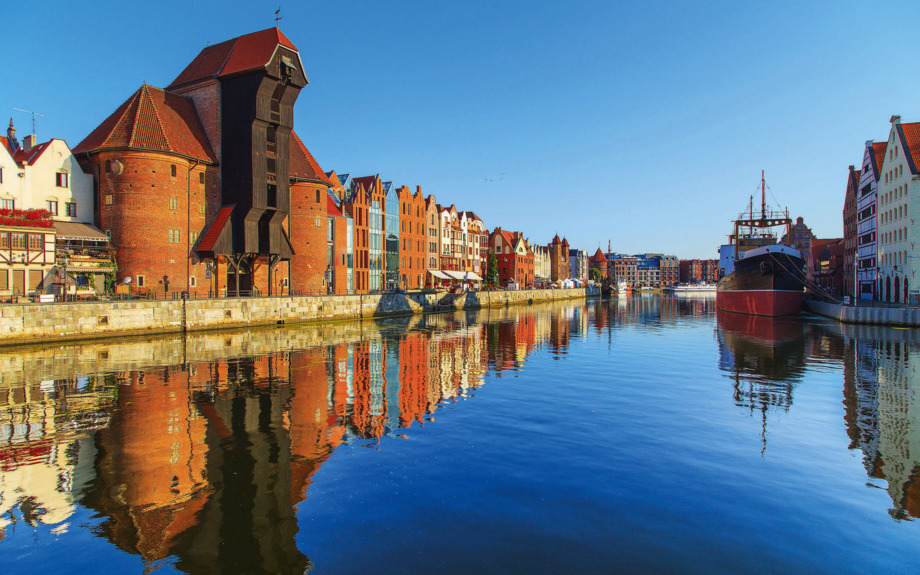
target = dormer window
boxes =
[55,172,69,188]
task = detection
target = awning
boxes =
[53,221,109,241]
[442,270,482,281]
[65,266,114,273]
[428,270,451,280]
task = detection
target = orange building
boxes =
[490,227,535,287]
[398,185,427,289]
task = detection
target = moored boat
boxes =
[669,283,717,293]
[716,172,806,316]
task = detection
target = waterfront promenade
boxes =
[805,297,920,326]
[0,287,592,346]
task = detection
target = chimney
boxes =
[849,165,855,172]
[23,134,37,151]
[891,115,901,125]
[416,185,422,194]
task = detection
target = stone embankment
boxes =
[0,287,593,345]
[804,298,920,327]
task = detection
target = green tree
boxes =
[486,251,499,287]
[589,267,602,283]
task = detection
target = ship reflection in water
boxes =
[1,299,919,573]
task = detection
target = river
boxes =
[1,296,918,574]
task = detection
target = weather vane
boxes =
[274,6,282,25]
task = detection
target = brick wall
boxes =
[289,181,328,294]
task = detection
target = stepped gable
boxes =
[73,85,217,162]
[351,175,377,194]
[289,131,333,185]
[899,122,920,174]
[168,27,301,89]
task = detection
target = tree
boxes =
[486,251,499,287]
[589,267,603,283]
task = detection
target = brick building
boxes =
[588,248,608,279]
[490,227,534,287]
[74,28,331,297]
[843,165,860,298]
[398,185,426,289]
[548,235,570,282]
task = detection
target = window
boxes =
[198,203,205,215]
[1,199,14,210]
[66,202,76,217]
[316,190,321,203]
[11,233,26,249]
[105,195,113,205]
[189,231,199,244]
[104,159,111,173]
[0,233,7,248]
[170,164,177,177]
[189,276,197,287]
[199,172,205,185]
[0,167,3,182]
[169,197,178,210]
[46,200,58,215]
[137,275,145,288]
[56,172,68,187]
[28,234,43,250]
[168,229,181,243]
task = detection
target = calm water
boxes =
[1,296,919,574]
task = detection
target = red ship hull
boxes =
[716,289,803,317]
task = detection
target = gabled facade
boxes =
[876,115,920,303]
[489,227,533,287]
[397,185,426,289]
[425,195,439,279]
[856,140,885,299]
[843,165,861,298]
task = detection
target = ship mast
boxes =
[761,170,766,220]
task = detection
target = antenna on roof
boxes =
[12,107,43,135]
[274,5,282,25]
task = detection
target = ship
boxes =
[667,283,717,293]
[716,172,806,316]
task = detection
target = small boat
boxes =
[616,280,631,296]
[716,172,806,316]
[669,283,717,293]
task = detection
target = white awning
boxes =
[441,270,482,282]
[428,269,451,280]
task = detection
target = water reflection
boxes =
[833,323,920,521]
[2,298,919,573]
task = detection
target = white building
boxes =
[876,115,920,303]
[856,140,885,300]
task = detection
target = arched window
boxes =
[886,276,891,302]
[104,159,111,173]
[894,276,901,303]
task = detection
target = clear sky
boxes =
[3,0,919,259]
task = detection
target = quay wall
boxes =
[0,287,588,345]
[804,298,920,326]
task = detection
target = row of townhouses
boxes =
[0,27,583,299]
[586,250,718,288]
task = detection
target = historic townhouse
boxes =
[569,249,588,280]
[438,205,461,272]
[856,140,885,299]
[460,211,486,278]
[784,217,816,261]
[876,115,920,303]
[339,176,370,294]
[349,176,387,292]
[2,122,107,297]
[74,28,336,297]
[425,195,439,282]
[532,244,550,283]
[489,227,534,287]
[397,185,426,289]
[843,165,860,298]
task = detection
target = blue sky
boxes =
[3,0,918,259]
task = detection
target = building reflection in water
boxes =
[3,297,920,573]
[835,323,920,521]
[0,304,583,572]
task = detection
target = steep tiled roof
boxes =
[872,141,886,175]
[561,237,569,247]
[12,141,51,166]
[900,122,920,175]
[73,85,217,162]
[591,248,607,262]
[551,234,561,245]
[168,28,299,89]
[289,131,332,184]
[196,205,234,252]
